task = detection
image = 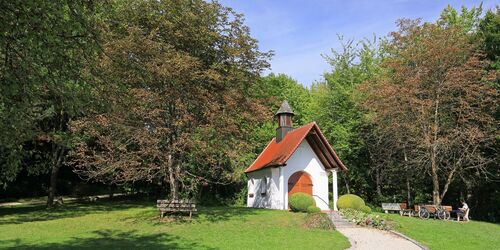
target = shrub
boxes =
[337,194,365,210]
[303,213,335,230]
[359,205,372,214]
[306,205,321,213]
[289,192,316,212]
[340,208,393,230]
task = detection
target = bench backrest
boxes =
[399,203,407,210]
[442,205,453,212]
[157,199,196,210]
[382,203,402,211]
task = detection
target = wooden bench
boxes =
[157,199,197,219]
[399,203,415,217]
[415,204,453,220]
[382,203,405,214]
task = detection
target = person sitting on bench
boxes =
[454,200,469,221]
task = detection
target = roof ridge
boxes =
[244,120,348,173]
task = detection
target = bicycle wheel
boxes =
[419,208,430,219]
[445,211,451,220]
[437,210,446,220]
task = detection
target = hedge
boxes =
[307,205,321,213]
[289,192,316,212]
[337,194,365,210]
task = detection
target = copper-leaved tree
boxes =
[363,19,498,205]
[70,0,271,199]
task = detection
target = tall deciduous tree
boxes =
[363,19,498,205]
[310,36,382,197]
[70,0,271,199]
[0,0,101,207]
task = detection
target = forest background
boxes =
[1,1,498,222]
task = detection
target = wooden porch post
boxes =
[332,169,338,211]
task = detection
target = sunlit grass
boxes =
[0,200,349,249]
[380,213,500,250]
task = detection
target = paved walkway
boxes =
[329,212,423,250]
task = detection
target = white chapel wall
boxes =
[246,166,282,209]
[283,140,330,210]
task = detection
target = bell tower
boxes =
[275,100,294,143]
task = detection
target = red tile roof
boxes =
[245,122,347,173]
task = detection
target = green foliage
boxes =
[253,73,311,126]
[1,0,499,224]
[69,0,272,201]
[309,36,383,197]
[303,213,336,230]
[337,194,366,210]
[0,0,103,207]
[438,3,483,33]
[340,208,392,230]
[359,205,372,214]
[306,205,321,214]
[289,192,316,212]
[479,8,500,70]
[233,185,248,206]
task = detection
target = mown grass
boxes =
[0,200,350,249]
[381,213,500,250]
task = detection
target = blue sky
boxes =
[219,0,497,86]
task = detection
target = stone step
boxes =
[326,211,359,229]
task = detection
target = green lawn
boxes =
[0,200,350,249]
[380,213,500,250]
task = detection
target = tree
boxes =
[0,0,101,207]
[363,19,498,205]
[253,74,311,125]
[479,7,500,72]
[70,0,271,200]
[438,4,483,33]
[309,36,383,198]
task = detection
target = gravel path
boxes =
[329,212,423,250]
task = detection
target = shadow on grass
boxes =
[0,229,215,250]
[0,198,262,226]
[0,199,152,225]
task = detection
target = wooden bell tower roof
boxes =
[275,100,294,116]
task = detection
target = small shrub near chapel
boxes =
[306,205,321,214]
[359,205,372,214]
[337,194,365,210]
[289,192,316,212]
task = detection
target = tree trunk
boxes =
[167,154,179,200]
[404,149,411,206]
[47,145,65,208]
[375,167,382,197]
[439,167,457,202]
[431,93,441,205]
[343,173,350,194]
[47,165,60,208]
[431,149,440,205]
[406,178,412,206]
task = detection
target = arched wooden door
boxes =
[288,171,313,196]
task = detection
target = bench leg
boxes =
[189,211,192,219]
